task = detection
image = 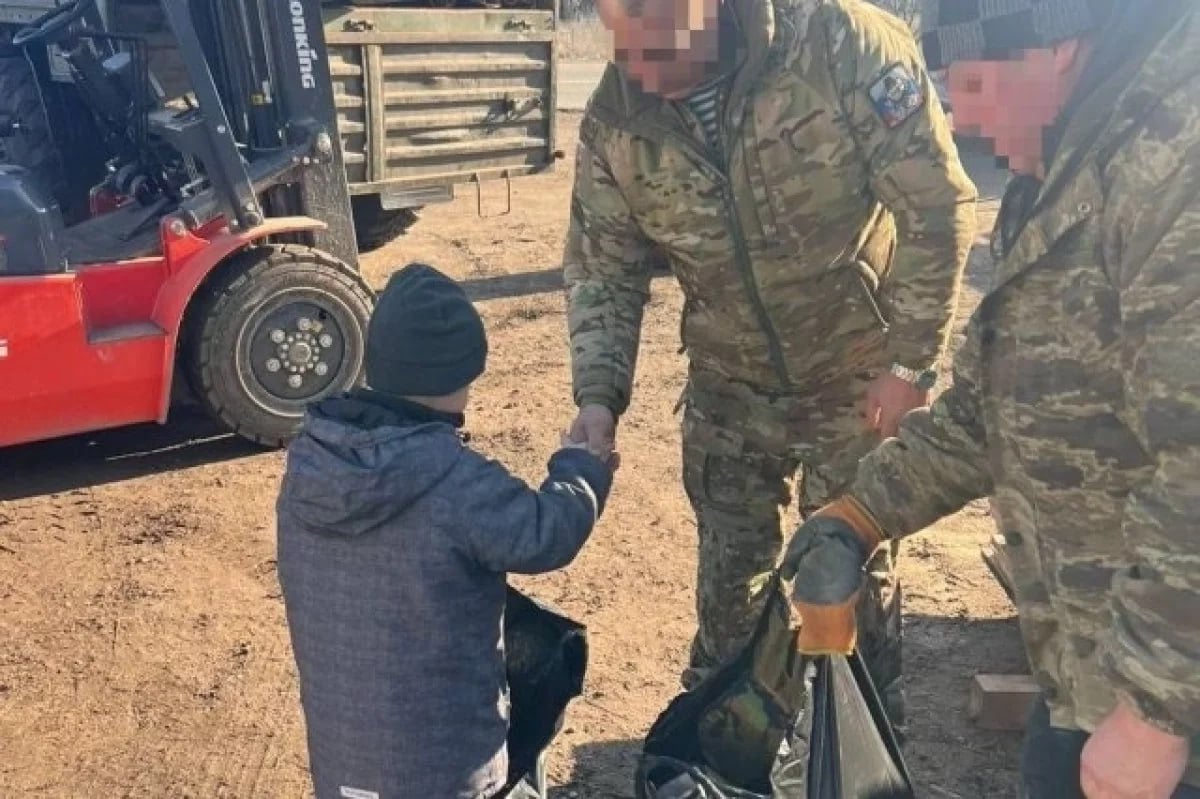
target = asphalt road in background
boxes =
[558,60,607,110]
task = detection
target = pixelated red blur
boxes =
[947,48,1075,175]
[598,0,721,98]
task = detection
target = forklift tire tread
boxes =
[183,244,375,448]
[352,195,420,253]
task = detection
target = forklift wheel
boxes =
[184,245,375,447]
[352,195,420,253]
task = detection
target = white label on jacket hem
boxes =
[339,787,379,799]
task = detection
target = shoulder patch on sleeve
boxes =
[868,63,925,128]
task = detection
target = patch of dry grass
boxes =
[557,16,612,61]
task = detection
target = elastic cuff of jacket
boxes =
[576,391,625,417]
[884,341,940,374]
[550,448,614,513]
[815,496,886,554]
[1117,689,1197,740]
[1100,642,1200,738]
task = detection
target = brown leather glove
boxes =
[779,496,885,656]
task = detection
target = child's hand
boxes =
[560,433,621,472]
[559,433,590,451]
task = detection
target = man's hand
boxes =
[568,404,617,460]
[1080,698,1189,799]
[864,372,929,438]
[560,431,621,471]
[780,497,885,655]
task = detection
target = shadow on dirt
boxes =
[903,613,1027,796]
[0,407,262,501]
[462,267,567,302]
[554,737,642,799]
[460,249,673,304]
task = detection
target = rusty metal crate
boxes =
[323,6,559,207]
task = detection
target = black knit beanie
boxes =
[365,263,487,397]
[920,0,1115,71]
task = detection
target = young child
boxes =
[276,263,614,799]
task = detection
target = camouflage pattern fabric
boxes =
[637,576,913,798]
[849,5,1200,785]
[563,0,977,416]
[641,576,813,795]
[682,365,902,709]
[696,577,810,790]
[562,0,974,694]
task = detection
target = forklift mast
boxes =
[161,0,357,264]
[0,0,382,449]
[0,0,569,448]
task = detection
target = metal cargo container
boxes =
[324,6,559,211]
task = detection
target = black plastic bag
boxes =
[805,654,911,798]
[635,576,913,799]
[500,586,589,795]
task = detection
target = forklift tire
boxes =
[0,51,65,204]
[352,194,420,253]
[183,245,375,448]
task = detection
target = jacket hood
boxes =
[277,393,465,537]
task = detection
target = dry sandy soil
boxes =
[0,113,1026,798]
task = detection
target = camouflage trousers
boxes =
[681,364,904,713]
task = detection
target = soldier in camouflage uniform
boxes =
[782,0,1200,795]
[562,0,977,710]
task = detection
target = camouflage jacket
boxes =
[563,0,976,414]
[851,4,1200,780]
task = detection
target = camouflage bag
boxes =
[635,575,913,799]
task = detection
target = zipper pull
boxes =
[851,260,891,334]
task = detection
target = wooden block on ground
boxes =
[981,533,1017,603]
[969,673,1041,731]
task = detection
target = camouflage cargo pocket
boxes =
[682,415,752,513]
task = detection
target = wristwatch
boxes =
[890,362,937,391]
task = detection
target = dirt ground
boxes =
[0,113,1028,798]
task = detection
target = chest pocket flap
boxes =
[998,163,1105,288]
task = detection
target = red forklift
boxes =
[0,0,375,449]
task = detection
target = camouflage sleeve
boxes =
[825,7,978,371]
[848,311,993,536]
[1099,143,1200,737]
[563,117,654,416]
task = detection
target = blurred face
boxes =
[946,39,1090,176]
[597,0,721,98]
[445,385,471,414]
